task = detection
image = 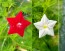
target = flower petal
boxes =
[39,30,46,38]
[41,14,49,24]
[48,20,57,28]
[46,28,54,36]
[34,22,43,30]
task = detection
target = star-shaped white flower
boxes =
[27,0,30,2]
[34,14,57,38]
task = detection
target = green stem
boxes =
[43,38,51,51]
[1,37,7,51]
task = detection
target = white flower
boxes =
[27,0,30,2]
[34,14,57,38]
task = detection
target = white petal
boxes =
[39,30,46,38]
[46,29,54,36]
[34,22,43,30]
[48,20,57,28]
[41,14,49,24]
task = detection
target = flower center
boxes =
[17,23,22,28]
[43,24,48,29]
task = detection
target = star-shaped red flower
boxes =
[7,11,31,37]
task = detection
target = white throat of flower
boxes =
[43,24,48,29]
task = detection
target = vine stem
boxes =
[43,38,51,51]
[1,37,7,51]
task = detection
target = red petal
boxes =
[8,25,16,34]
[17,29,24,37]
[7,18,16,25]
[16,11,24,21]
[22,20,31,28]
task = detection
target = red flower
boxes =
[7,11,31,37]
